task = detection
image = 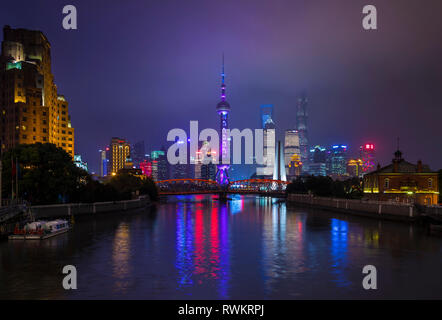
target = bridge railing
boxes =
[156,178,289,194]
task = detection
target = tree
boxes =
[140,177,159,201]
[1,143,88,204]
[107,172,143,200]
[286,175,363,199]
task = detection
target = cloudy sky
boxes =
[1,0,441,176]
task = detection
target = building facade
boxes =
[0,26,75,157]
[99,148,108,177]
[347,158,363,178]
[74,154,88,172]
[108,137,130,175]
[131,140,145,168]
[151,149,168,181]
[284,129,301,179]
[260,104,274,129]
[259,115,276,178]
[296,95,309,172]
[360,143,375,173]
[328,144,348,177]
[363,150,439,205]
[308,145,327,176]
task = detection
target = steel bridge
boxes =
[155,178,289,196]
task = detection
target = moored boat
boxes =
[9,219,70,240]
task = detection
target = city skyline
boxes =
[1,0,441,303]
[0,0,441,175]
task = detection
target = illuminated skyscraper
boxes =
[296,95,309,172]
[258,115,276,178]
[328,144,348,177]
[360,143,376,173]
[215,55,230,185]
[260,105,274,129]
[99,148,108,177]
[194,141,216,180]
[347,158,363,177]
[273,141,287,181]
[74,154,88,172]
[151,149,169,181]
[131,140,145,168]
[308,145,327,176]
[0,26,75,157]
[139,159,152,177]
[108,137,130,175]
[284,129,301,178]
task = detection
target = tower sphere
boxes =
[216,101,230,114]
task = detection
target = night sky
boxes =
[1,0,441,176]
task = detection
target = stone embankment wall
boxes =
[31,196,150,219]
[287,194,417,221]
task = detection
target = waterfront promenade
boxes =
[287,193,442,222]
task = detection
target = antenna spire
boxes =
[221,53,226,101]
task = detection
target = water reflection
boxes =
[1,195,442,299]
[112,223,131,293]
[174,196,230,298]
[330,219,350,287]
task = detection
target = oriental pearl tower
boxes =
[215,55,230,185]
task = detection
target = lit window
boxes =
[428,178,433,189]
[384,178,390,189]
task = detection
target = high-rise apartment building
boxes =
[108,137,130,175]
[0,26,75,157]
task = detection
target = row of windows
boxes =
[383,178,434,189]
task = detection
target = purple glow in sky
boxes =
[0,0,441,176]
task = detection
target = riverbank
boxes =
[287,193,418,222]
[30,196,151,219]
[0,196,151,238]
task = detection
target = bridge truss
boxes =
[155,178,289,195]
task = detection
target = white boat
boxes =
[9,219,70,240]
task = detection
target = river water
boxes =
[0,194,441,299]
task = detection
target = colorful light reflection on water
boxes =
[1,194,442,299]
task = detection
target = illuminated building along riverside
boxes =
[108,137,131,175]
[363,150,439,205]
[0,26,75,157]
[215,55,230,185]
